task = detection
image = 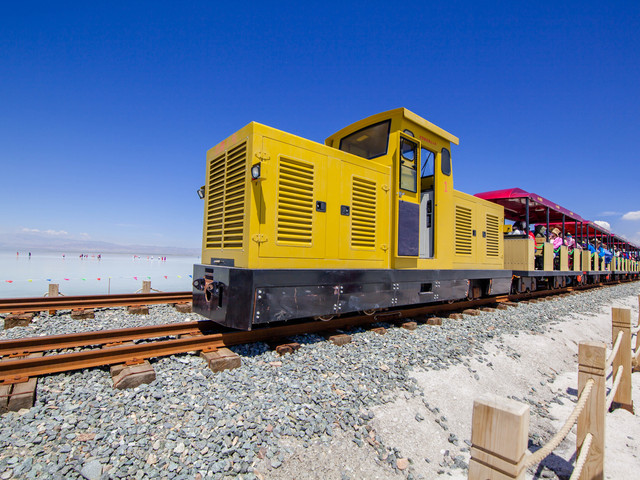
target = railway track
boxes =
[1,279,636,392]
[0,291,192,314]
[0,282,614,385]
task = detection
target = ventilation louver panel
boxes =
[486,214,500,257]
[205,142,247,249]
[277,157,314,245]
[455,205,473,256]
[351,177,376,249]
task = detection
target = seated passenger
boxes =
[564,232,575,249]
[597,241,613,265]
[509,221,524,235]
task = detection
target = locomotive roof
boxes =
[325,108,459,146]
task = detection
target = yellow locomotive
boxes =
[193,108,511,329]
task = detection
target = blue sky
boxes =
[1,0,639,250]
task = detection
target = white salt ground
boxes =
[261,293,640,480]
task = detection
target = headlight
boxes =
[251,163,261,180]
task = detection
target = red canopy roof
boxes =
[475,188,585,224]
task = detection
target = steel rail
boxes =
[0,291,192,314]
[0,321,222,357]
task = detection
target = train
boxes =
[192,108,639,330]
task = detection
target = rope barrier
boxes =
[606,365,624,411]
[632,325,640,335]
[606,331,623,368]
[525,378,594,467]
[569,433,593,480]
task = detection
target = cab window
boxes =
[421,148,434,178]
[339,120,390,159]
[441,148,451,176]
[399,137,417,192]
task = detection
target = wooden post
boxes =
[468,394,529,480]
[577,342,606,480]
[48,284,59,315]
[142,280,151,294]
[611,308,633,412]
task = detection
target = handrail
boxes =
[569,433,593,480]
[524,378,594,467]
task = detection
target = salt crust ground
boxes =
[259,294,640,480]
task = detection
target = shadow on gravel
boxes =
[528,441,575,480]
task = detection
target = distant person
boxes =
[16,252,19,257]
[98,254,101,260]
[28,252,31,258]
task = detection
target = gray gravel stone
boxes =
[0,284,637,479]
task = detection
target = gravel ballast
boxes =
[1,283,639,479]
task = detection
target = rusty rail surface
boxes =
[0,321,222,357]
[0,291,192,314]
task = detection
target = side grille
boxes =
[205,142,247,249]
[351,176,376,248]
[485,214,500,257]
[455,205,473,256]
[276,157,314,245]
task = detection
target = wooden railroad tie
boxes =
[0,352,42,413]
[127,305,149,315]
[324,331,352,346]
[174,302,192,313]
[71,308,95,320]
[370,326,387,335]
[272,342,301,356]
[4,312,35,330]
[111,361,156,390]
[426,317,443,326]
[393,320,417,331]
[200,347,241,373]
[462,309,482,316]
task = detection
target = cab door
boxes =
[396,134,420,258]
[258,136,328,260]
